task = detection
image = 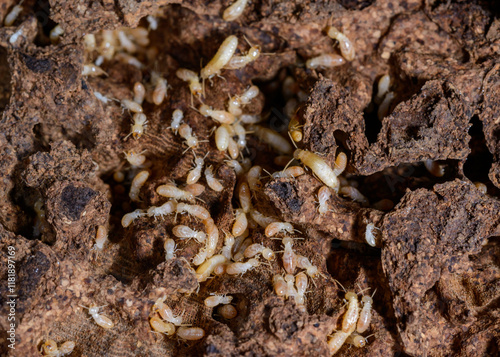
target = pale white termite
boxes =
[94,91,109,104]
[82,64,107,77]
[294,149,339,190]
[149,314,176,335]
[201,35,239,79]
[200,104,236,125]
[317,186,331,215]
[227,137,239,159]
[117,30,137,53]
[177,327,205,340]
[215,125,230,151]
[204,294,233,307]
[226,258,260,275]
[232,209,248,237]
[240,114,263,124]
[232,236,252,262]
[333,152,348,176]
[152,72,168,105]
[171,109,184,134]
[306,54,346,69]
[265,222,295,237]
[49,25,64,44]
[342,291,360,334]
[164,238,177,260]
[282,237,298,275]
[221,231,235,260]
[218,304,238,319]
[204,217,219,259]
[41,339,75,357]
[295,271,308,308]
[147,201,177,219]
[129,113,148,139]
[94,225,108,250]
[129,170,149,201]
[196,254,227,282]
[152,297,183,326]
[178,123,199,149]
[249,209,275,228]
[157,184,194,202]
[377,91,395,120]
[176,68,202,97]
[4,2,23,26]
[99,30,116,60]
[83,34,96,52]
[328,331,350,355]
[346,333,370,348]
[296,255,325,279]
[327,26,355,61]
[357,291,374,333]
[192,248,208,266]
[271,166,306,180]
[365,223,380,247]
[223,0,249,21]
[81,304,114,329]
[247,165,262,191]
[115,53,144,69]
[244,243,275,261]
[172,225,206,243]
[251,125,293,154]
[339,186,369,206]
[133,82,146,104]
[233,122,247,149]
[176,203,210,220]
[225,45,261,69]
[238,182,252,213]
[187,156,204,185]
[205,166,224,192]
[184,183,205,197]
[124,149,146,167]
[273,275,287,296]
[424,159,446,177]
[122,99,143,113]
[284,274,298,299]
[121,209,146,227]
[146,15,158,30]
[374,74,391,105]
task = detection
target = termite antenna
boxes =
[287,131,298,149]
[333,279,347,293]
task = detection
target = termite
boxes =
[227,85,260,116]
[129,113,148,140]
[424,159,446,177]
[294,149,339,191]
[82,64,107,77]
[146,15,158,30]
[328,331,350,355]
[232,236,252,262]
[317,186,331,215]
[218,304,238,319]
[346,333,371,348]
[333,152,348,176]
[133,82,146,104]
[157,184,194,202]
[171,109,184,134]
[117,30,137,53]
[187,156,204,185]
[205,166,224,192]
[247,165,263,191]
[124,149,146,168]
[271,166,305,179]
[4,2,23,26]
[94,91,109,104]
[296,254,326,280]
[243,243,275,261]
[238,182,252,213]
[200,104,236,125]
[177,327,205,341]
[152,297,183,326]
[172,225,206,243]
[204,294,233,307]
[295,271,308,308]
[178,123,199,150]
[149,314,176,335]
[129,170,149,201]
[377,91,395,120]
[204,217,219,258]
[249,209,275,228]
[184,183,205,197]
[93,225,108,250]
[115,53,144,69]
[41,339,75,357]
[288,112,303,142]
[306,54,345,69]
[151,72,168,105]
[227,137,240,159]
[176,68,203,98]
[226,258,260,275]
[375,74,390,105]
[99,30,116,60]
[223,0,249,21]
[282,237,298,275]
[365,223,380,247]
[251,125,293,154]
[339,288,360,334]
[176,203,210,220]
[221,231,235,260]
[357,290,375,333]
[147,201,177,219]
[273,274,287,296]
[201,35,239,80]
[49,25,64,44]
[196,254,227,282]
[80,304,114,329]
[284,274,298,299]
[225,44,261,69]
[339,186,369,206]
[215,125,230,151]
[265,222,295,237]
[232,209,248,237]
[164,238,177,260]
[327,26,355,61]
[83,34,96,52]
[121,209,146,227]
[122,99,143,113]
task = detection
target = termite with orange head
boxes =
[129,170,149,201]
[294,149,339,191]
[176,68,203,100]
[201,35,239,80]
[93,225,108,251]
[41,339,75,357]
[306,54,345,69]
[326,26,355,61]
[223,0,249,21]
[80,304,114,329]
[124,149,146,167]
[128,113,148,140]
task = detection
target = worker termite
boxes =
[251,125,293,154]
[365,223,381,247]
[374,74,391,105]
[424,159,446,177]
[41,339,75,357]
[333,152,348,176]
[115,52,145,69]
[227,85,259,116]
[49,25,64,44]
[244,243,275,261]
[249,209,276,228]
[339,186,369,206]
[273,274,287,296]
[377,91,395,120]
[80,304,115,329]
[218,304,238,319]
[328,331,350,355]
[199,104,236,125]
[337,287,360,334]
[232,209,248,237]
[129,170,149,201]
[124,149,147,167]
[93,225,108,251]
[147,201,177,219]
[176,68,203,98]
[196,254,227,282]
[265,222,295,237]
[215,125,230,151]
[284,274,298,299]
[117,30,137,53]
[171,109,184,134]
[4,2,23,26]
[177,327,205,341]
[295,271,308,309]
[247,165,263,191]
[164,238,177,260]
[192,248,208,266]
[99,30,116,60]
[294,149,339,191]
[94,91,109,104]
[205,166,224,192]
[223,0,249,21]
[238,182,252,213]
[149,314,176,335]
[121,209,146,228]
[327,26,355,61]
[296,254,326,280]
[282,237,298,275]
[146,15,158,30]
[178,123,199,150]
[133,82,146,104]
[220,231,235,260]
[306,54,346,69]
[202,217,219,258]
[227,137,240,159]
[225,43,261,70]
[271,166,305,179]
[128,113,148,140]
[152,297,184,326]
[157,184,194,202]
[226,258,260,275]
[121,99,143,113]
[82,64,107,77]
[187,156,205,185]
[232,236,252,262]
[176,203,210,220]
[346,333,371,348]
[201,35,239,80]
[184,183,205,197]
[151,72,168,105]
[204,294,233,307]
[357,290,375,333]
[172,225,206,243]
[317,186,331,215]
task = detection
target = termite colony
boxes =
[26,2,381,354]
